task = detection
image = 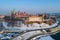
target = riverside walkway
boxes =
[12,25,60,40]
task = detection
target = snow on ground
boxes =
[38,36,54,40]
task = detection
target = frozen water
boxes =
[37,36,54,40]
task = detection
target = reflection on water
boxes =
[51,32,60,40]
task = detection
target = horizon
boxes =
[0,0,60,15]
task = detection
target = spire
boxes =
[13,8,16,14]
[11,8,16,16]
[11,8,16,15]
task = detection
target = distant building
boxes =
[4,16,11,21]
[0,15,5,28]
[25,15,43,24]
[50,16,56,22]
[46,19,54,25]
[0,15,5,18]
[11,10,28,21]
[0,15,5,21]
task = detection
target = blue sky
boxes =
[0,0,60,15]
